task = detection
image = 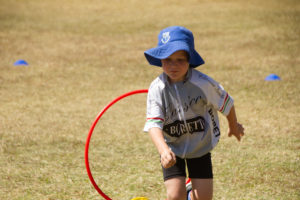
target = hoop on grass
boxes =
[85,89,148,200]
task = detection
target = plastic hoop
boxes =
[85,89,148,199]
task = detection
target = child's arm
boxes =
[149,127,176,168]
[226,105,245,141]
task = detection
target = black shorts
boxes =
[162,153,213,181]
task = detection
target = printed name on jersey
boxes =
[163,116,205,138]
[165,94,204,122]
[208,108,220,137]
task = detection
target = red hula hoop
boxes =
[85,89,148,199]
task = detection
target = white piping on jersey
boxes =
[174,83,190,157]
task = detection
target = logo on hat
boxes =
[161,32,170,44]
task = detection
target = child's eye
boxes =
[163,58,172,64]
[177,59,188,63]
[162,58,188,65]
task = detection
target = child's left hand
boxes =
[228,122,245,141]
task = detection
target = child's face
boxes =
[162,50,189,83]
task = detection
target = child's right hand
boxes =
[160,149,176,168]
[149,127,176,168]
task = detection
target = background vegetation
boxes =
[0,0,299,199]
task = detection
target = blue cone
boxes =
[265,74,280,81]
[14,60,29,66]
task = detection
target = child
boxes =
[143,26,244,200]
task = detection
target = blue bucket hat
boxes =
[144,26,204,68]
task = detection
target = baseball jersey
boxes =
[144,68,234,159]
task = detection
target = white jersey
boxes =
[144,68,234,159]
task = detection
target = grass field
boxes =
[0,0,299,199]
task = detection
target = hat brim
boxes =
[144,41,204,68]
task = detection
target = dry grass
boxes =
[0,0,299,199]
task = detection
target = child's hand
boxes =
[160,149,176,169]
[228,122,245,141]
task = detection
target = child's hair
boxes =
[144,26,205,68]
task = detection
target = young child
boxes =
[143,26,244,200]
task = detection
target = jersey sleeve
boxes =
[143,85,165,132]
[202,76,234,116]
